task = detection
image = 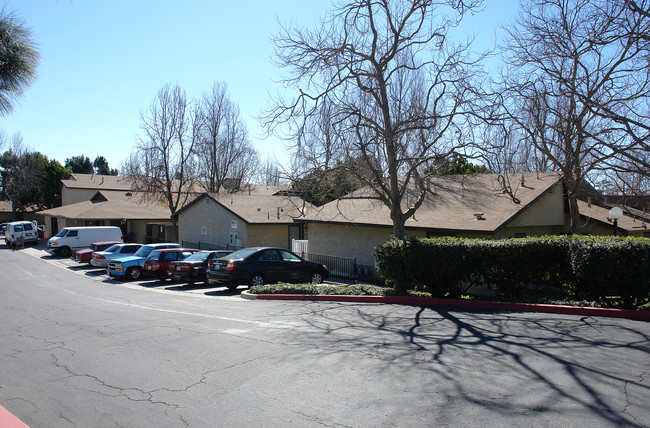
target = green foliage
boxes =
[291,165,362,206]
[40,156,71,208]
[568,236,650,309]
[1,150,71,211]
[375,237,476,298]
[65,155,93,174]
[375,236,650,309]
[424,154,488,175]
[249,283,424,297]
[93,156,118,175]
[0,8,40,115]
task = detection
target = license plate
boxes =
[26,233,32,237]
[213,263,221,270]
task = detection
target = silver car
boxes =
[90,243,143,268]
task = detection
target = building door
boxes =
[288,224,303,248]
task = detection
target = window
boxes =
[66,230,78,237]
[280,250,301,262]
[14,225,24,232]
[259,250,280,261]
[23,223,33,231]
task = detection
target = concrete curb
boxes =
[240,291,650,321]
[0,406,29,428]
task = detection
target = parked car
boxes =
[72,241,123,263]
[206,247,329,290]
[107,243,181,280]
[4,221,39,247]
[169,250,233,284]
[90,243,143,268]
[46,226,123,257]
[142,248,199,280]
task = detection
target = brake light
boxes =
[225,262,236,271]
[180,265,191,271]
[152,263,160,270]
[96,255,105,260]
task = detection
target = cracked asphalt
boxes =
[1,244,649,427]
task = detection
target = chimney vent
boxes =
[474,212,485,221]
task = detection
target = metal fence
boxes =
[297,252,358,281]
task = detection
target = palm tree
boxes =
[0,6,40,116]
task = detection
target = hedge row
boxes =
[375,236,650,309]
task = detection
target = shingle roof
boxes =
[62,173,133,191]
[0,200,11,213]
[38,191,170,221]
[304,172,563,233]
[577,200,649,233]
[176,193,311,224]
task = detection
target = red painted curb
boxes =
[0,406,29,428]
[252,294,650,320]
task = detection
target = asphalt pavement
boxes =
[1,240,649,427]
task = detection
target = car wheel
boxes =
[127,267,142,280]
[59,247,71,258]
[250,274,264,287]
[311,271,323,284]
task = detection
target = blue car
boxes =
[107,243,180,280]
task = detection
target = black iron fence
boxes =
[297,252,359,281]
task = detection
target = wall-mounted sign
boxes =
[231,220,238,229]
[201,226,207,235]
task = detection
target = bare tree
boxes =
[494,0,650,233]
[123,84,198,241]
[195,82,259,193]
[266,0,483,241]
[0,6,40,116]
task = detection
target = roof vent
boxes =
[474,212,485,221]
[125,192,132,197]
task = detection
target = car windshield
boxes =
[223,248,259,260]
[134,246,154,258]
[182,252,211,262]
[104,245,120,252]
[54,229,68,238]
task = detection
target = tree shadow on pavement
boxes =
[267,301,650,426]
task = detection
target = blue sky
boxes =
[1,0,517,171]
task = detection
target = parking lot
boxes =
[2,237,650,427]
[14,240,249,299]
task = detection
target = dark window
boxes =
[23,223,33,231]
[67,230,78,237]
[259,250,280,261]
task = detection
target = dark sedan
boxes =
[206,247,329,290]
[169,250,233,284]
[142,248,199,280]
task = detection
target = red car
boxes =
[142,248,199,280]
[72,241,123,263]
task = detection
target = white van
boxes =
[46,226,123,257]
[4,221,39,247]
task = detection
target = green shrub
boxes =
[375,237,476,297]
[375,235,649,309]
[568,236,650,309]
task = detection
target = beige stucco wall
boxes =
[178,197,248,248]
[308,223,396,266]
[506,185,566,228]
[61,188,98,206]
[247,224,293,248]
